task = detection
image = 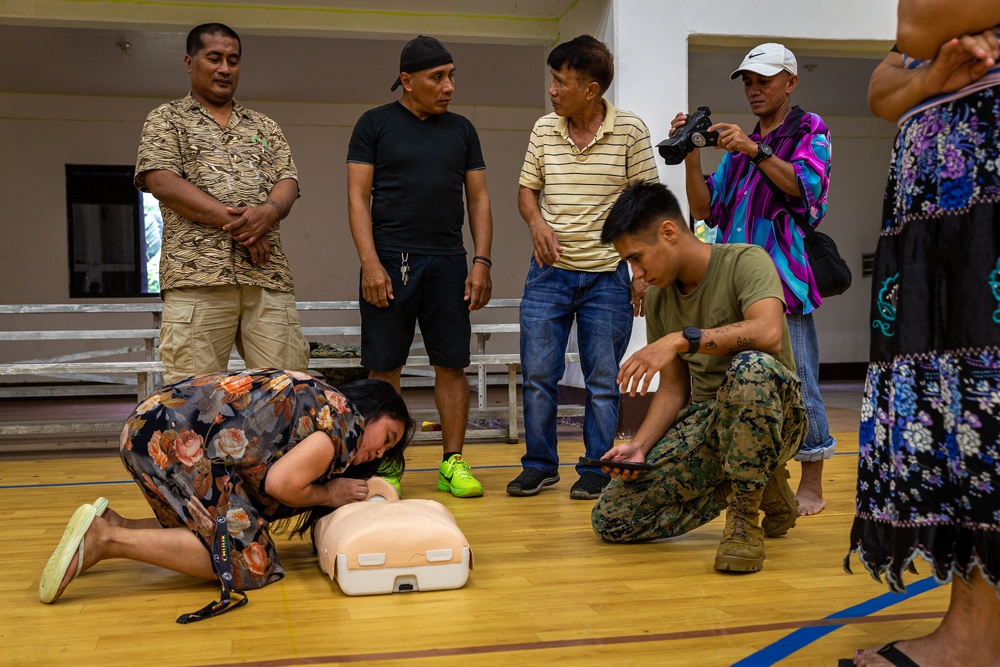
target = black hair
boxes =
[601,180,685,244]
[335,378,414,481]
[278,378,414,542]
[186,23,242,56]
[547,35,614,94]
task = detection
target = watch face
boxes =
[682,326,701,352]
[753,143,772,165]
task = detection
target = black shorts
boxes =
[359,251,471,371]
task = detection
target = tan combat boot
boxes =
[714,488,765,572]
[760,463,798,537]
[713,479,734,506]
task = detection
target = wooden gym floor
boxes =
[0,384,950,666]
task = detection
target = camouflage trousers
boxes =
[592,351,807,543]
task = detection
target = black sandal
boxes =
[875,642,921,667]
[838,641,922,667]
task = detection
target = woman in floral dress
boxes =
[39,368,413,622]
[846,2,1000,665]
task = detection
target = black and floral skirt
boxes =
[845,85,1000,593]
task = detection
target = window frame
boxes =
[65,163,160,299]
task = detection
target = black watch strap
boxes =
[682,326,701,355]
[751,142,773,166]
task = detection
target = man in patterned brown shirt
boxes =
[135,22,309,383]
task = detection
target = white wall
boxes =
[605,0,899,366]
[0,91,540,363]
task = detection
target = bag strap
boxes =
[757,106,816,239]
[753,154,816,241]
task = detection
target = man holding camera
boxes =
[673,43,833,518]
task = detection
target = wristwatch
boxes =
[751,142,773,166]
[682,326,702,355]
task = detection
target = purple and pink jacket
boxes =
[705,106,831,315]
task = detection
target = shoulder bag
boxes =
[756,155,852,299]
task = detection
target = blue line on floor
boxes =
[730,576,942,666]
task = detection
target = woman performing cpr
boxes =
[38,368,412,622]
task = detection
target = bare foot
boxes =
[102,507,161,530]
[854,572,1000,666]
[795,460,826,516]
[52,515,108,602]
[102,507,126,527]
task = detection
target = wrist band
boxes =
[473,255,492,269]
[265,199,284,216]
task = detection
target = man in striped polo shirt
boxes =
[506,35,659,501]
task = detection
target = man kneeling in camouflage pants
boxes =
[591,181,807,572]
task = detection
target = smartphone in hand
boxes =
[578,456,654,471]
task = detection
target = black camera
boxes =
[657,106,719,165]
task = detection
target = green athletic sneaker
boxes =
[375,459,402,498]
[438,454,484,498]
[379,473,402,498]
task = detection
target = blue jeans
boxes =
[519,260,633,475]
[786,313,836,461]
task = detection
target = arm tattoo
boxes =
[726,337,756,354]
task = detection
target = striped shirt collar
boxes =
[550,98,619,146]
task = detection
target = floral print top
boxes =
[119,368,364,593]
[134,94,299,293]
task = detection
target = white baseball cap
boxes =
[730,43,797,79]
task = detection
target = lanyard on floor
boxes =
[176,515,248,623]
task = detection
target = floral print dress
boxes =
[846,83,1000,593]
[119,368,364,617]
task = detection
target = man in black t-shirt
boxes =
[346,35,494,498]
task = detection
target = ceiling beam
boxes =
[0,0,566,45]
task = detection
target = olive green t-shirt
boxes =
[645,243,795,403]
